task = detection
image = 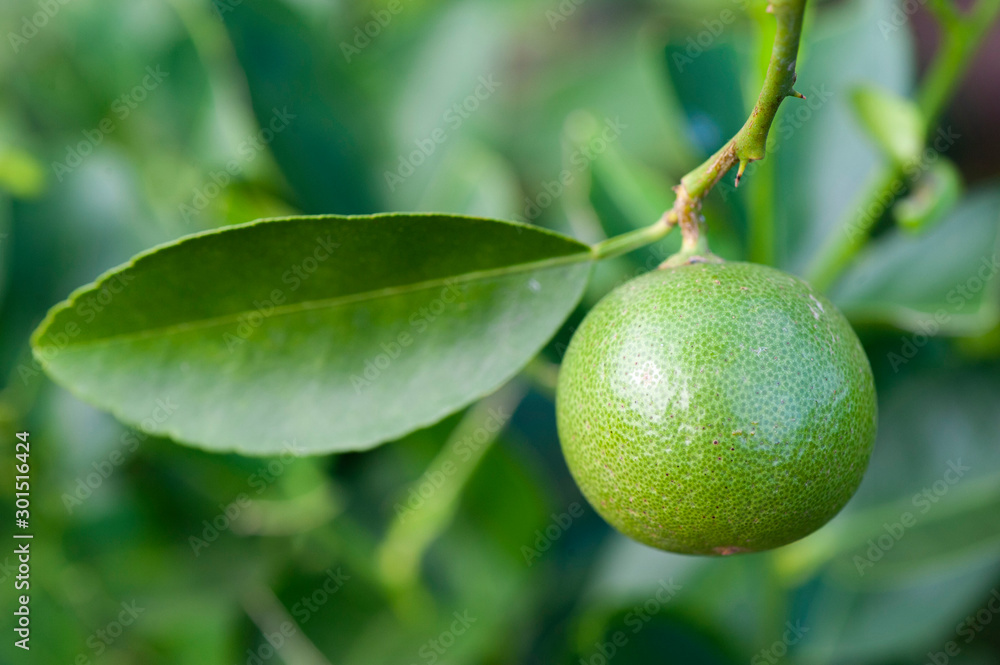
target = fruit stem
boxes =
[804,0,1000,291]
[658,0,809,265]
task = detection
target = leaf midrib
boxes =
[41,250,594,352]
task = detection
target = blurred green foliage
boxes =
[2,0,1000,664]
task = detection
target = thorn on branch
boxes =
[734,160,748,187]
[790,89,806,100]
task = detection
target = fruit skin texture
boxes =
[556,261,877,555]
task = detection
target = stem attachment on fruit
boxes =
[661,185,725,267]
[660,0,808,267]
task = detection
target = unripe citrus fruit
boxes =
[556,261,876,555]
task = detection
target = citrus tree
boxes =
[6,0,1000,661]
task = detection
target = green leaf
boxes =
[31,213,592,455]
[893,157,963,234]
[850,85,925,165]
[571,610,740,665]
[0,146,45,198]
[830,187,1000,335]
[797,558,1000,663]
[414,138,522,219]
[223,0,377,214]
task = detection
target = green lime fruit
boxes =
[556,261,877,555]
